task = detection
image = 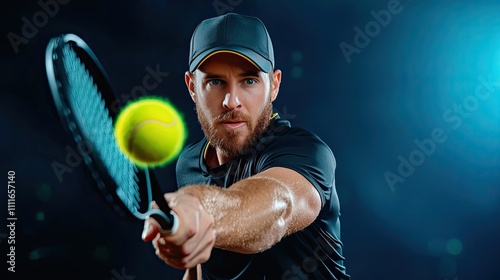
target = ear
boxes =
[185,71,196,102]
[270,69,282,102]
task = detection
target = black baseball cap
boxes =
[188,13,275,73]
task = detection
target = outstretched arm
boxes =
[180,167,321,253]
[142,166,321,269]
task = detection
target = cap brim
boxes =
[189,46,272,73]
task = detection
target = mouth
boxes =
[220,120,246,129]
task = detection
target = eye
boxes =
[244,79,257,85]
[209,79,223,86]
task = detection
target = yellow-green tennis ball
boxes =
[114,97,187,168]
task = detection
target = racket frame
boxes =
[45,34,177,231]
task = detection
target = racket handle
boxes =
[147,170,178,233]
[151,210,179,233]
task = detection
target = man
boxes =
[142,13,350,279]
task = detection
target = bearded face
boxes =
[196,99,273,159]
[186,53,281,163]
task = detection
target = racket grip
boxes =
[151,210,179,234]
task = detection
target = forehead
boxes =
[196,52,263,76]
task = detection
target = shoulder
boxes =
[266,117,330,143]
[256,118,337,208]
[176,138,206,175]
[175,138,211,188]
[260,119,336,166]
[178,139,206,161]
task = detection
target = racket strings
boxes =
[61,44,142,213]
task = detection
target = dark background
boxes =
[1,0,499,279]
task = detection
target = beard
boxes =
[196,101,273,159]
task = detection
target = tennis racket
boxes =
[45,33,178,232]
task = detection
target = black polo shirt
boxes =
[176,115,350,280]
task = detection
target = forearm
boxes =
[178,176,293,254]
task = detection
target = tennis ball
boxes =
[114,97,187,168]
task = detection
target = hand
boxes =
[142,193,216,270]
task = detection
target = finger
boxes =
[161,212,214,260]
[142,216,161,241]
[178,215,211,255]
[164,193,176,205]
[182,228,216,267]
[159,234,213,270]
[155,245,191,270]
[160,210,199,251]
[150,200,159,209]
[153,213,208,259]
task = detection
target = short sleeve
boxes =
[256,128,336,209]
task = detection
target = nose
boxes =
[222,92,241,111]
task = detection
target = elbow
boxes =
[240,186,294,254]
[213,176,298,254]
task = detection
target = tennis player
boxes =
[142,13,350,280]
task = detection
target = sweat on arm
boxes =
[176,166,321,254]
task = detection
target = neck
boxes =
[215,147,232,166]
[205,144,231,168]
